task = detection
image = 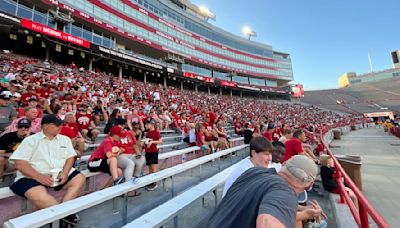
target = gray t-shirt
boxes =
[206,167,298,228]
[0,105,17,131]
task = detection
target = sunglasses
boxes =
[18,126,30,129]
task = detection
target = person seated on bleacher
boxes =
[279,129,293,143]
[115,119,144,197]
[2,107,42,135]
[222,136,273,197]
[93,99,108,126]
[104,109,123,134]
[0,118,32,182]
[144,119,163,191]
[207,155,318,228]
[60,113,85,157]
[17,95,43,118]
[270,141,286,172]
[320,154,359,210]
[9,114,85,224]
[0,91,18,132]
[214,121,228,150]
[76,104,100,144]
[195,122,211,155]
[87,126,124,187]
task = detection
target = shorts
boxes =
[10,170,81,198]
[145,152,159,165]
[81,129,94,138]
[88,159,111,175]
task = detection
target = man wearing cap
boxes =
[87,126,124,187]
[207,155,318,228]
[8,114,85,224]
[0,118,32,182]
[0,91,17,132]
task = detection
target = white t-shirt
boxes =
[222,158,281,197]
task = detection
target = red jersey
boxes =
[118,130,137,154]
[281,138,304,163]
[76,113,93,130]
[89,136,118,161]
[145,130,161,153]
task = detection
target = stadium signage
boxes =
[364,112,394,118]
[21,19,90,48]
[220,80,237,87]
[237,85,260,91]
[183,72,215,83]
[98,46,163,70]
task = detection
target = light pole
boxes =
[242,26,257,40]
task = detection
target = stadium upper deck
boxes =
[0,0,293,92]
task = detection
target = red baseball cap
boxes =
[109,126,124,137]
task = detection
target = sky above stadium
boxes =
[191,0,400,90]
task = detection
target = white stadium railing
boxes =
[4,144,248,228]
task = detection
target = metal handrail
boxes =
[320,127,390,228]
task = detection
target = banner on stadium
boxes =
[364,112,394,118]
[21,19,90,48]
[98,46,163,70]
[237,85,260,91]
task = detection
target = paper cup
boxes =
[50,168,62,187]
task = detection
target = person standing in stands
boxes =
[0,118,32,182]
[9,114,85,225]
[144,119,162,191]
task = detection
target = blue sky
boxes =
[191,0,400,90]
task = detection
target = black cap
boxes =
[17,118,31,128]
[145,118,157,125]
[41,114,64,126]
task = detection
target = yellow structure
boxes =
[338,72,356,88]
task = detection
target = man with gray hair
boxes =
[206,155,318,228]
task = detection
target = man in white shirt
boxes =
[223,136,273,197]
[9,114,85,223]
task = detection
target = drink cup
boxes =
[50,168,62,187]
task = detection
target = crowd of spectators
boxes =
[0,52,370,226]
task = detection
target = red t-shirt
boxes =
[145,130,161,153]
[60,123,79,139]
[262,131,273,141]
[89,136,118,161]
[76,113,93,130]
[196,131,205,147]
[118,130,137,154]
[281,138,304,163]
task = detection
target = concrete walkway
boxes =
[331,127,400,227]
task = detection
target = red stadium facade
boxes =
[0,0,294,99]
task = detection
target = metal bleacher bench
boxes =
[123,161,241,228]
[0,146,201,213]
[4,145,248,228]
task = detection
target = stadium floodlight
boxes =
[198,5,216,21]
[242,26,257,40]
